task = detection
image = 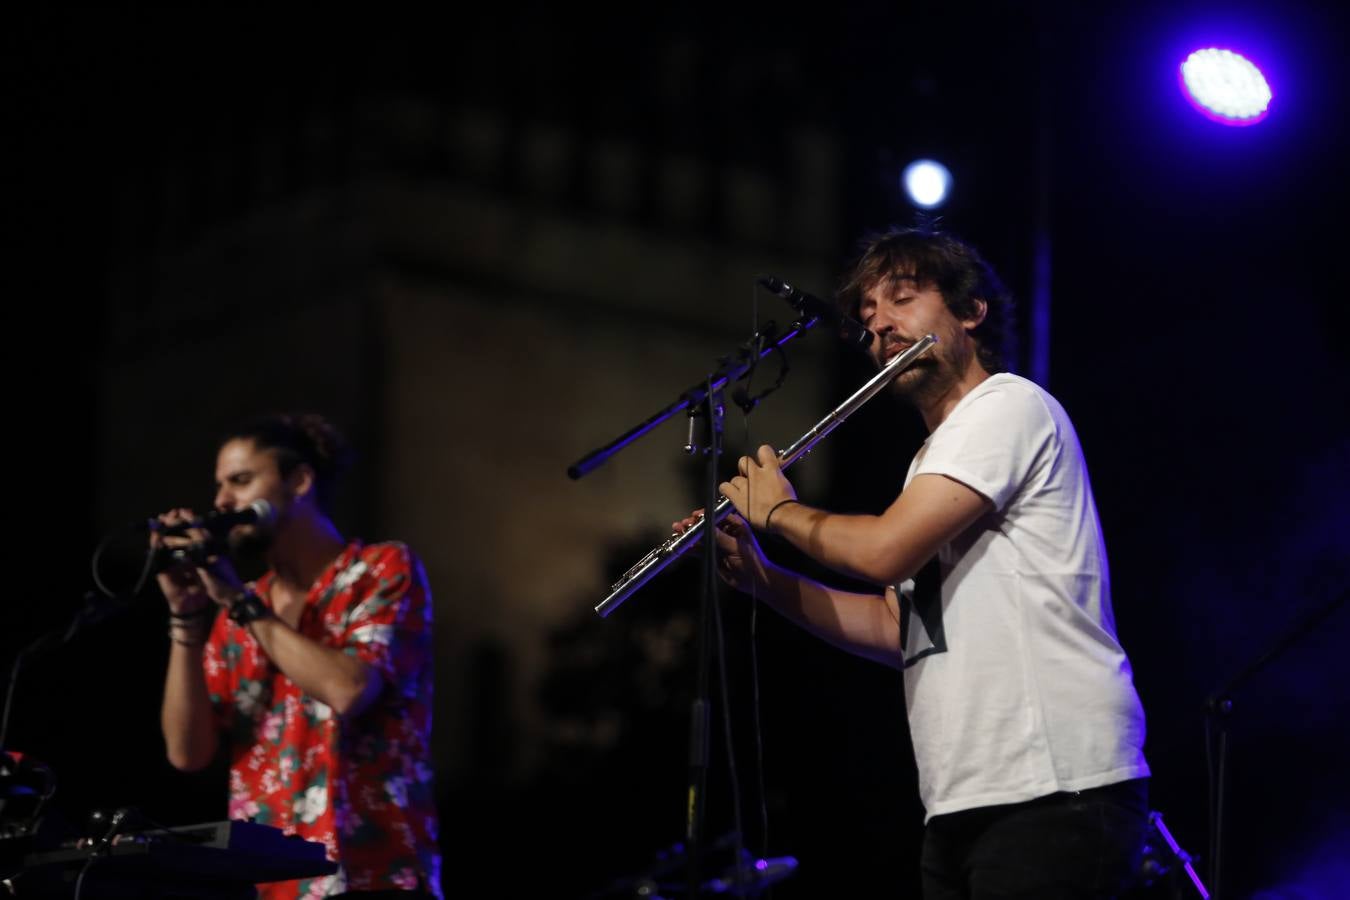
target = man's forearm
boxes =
[767,504,903,585]
[766,475,993,586]
[247,618,382,718]
[161,643,219,771]
[757,564,902,669]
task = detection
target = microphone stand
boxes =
[1,590,132,868]
[567,319,810,482]
[1147,811,1209,898]
[1203,587,1347,900]
[687,374,721,900]
[1,592,132,754]
[570,313,822,897]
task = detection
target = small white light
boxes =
[1179,48,1272,126]
[902,159,952,209]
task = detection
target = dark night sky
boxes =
[7,4,1349,897]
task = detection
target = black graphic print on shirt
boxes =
[899,556,945,668]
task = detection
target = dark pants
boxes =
[920,778,1149,900]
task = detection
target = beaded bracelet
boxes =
[168,622,209,647]
[168,605,211,646]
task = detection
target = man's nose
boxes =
[214,488,236,511]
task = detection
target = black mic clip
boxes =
[730,321,787,416]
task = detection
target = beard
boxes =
[226,526,274,579]
[886,333,974,405]
[888,357,947,400]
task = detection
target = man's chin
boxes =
[228,527,274,558]
[890,362,935,395]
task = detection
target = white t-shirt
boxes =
[896,373,1149,820]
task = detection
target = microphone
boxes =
[758,275,873,350]
[149,499,276,536]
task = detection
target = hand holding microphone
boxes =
[151,508,214,621]
[150,500,273,623]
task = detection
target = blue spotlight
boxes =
[1179,48,1272,126]
[902,159,952,209]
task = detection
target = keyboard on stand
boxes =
[17,820,336,898]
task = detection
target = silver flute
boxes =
[597,333,938,617]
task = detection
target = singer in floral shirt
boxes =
[157,414,441,900]
[204,541,440,899]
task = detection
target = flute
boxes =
[597,333,938,617]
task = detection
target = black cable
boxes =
[71,807,151,900]
[746,283,769,878]
[697,366,744,897]
[711,564,746,894]
[738,305,772,869]
[89,528,124,600]
[1213,724,1227,900]
[1204,714,1216,893]
[738,282,774,893]
[130,534,160,596]
[72,852,100,900]
[90,521,159,600]
[0,652,24,753]
[743,439,772,896]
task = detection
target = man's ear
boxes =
[287,463,316,501]
[962,298,988,331]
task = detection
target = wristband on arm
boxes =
[227,591,271,625]
[764,498,801,533]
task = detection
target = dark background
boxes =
[6,3,1348,898]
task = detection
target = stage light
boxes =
[1179,48,1272,126]
[902,159,952,209]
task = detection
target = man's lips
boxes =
[883,341,915,361]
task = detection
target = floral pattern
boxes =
[204,542,441,899]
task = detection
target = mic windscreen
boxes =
[245,499,276,528]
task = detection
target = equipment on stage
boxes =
[589,832,798,898]
[1136,810,1210,898]
[10,818,335,898]
[1,576,332,898]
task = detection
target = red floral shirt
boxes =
[203,541,441,900]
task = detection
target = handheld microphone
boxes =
[758,275,873,351]
[149,500,276,536]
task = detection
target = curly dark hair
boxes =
[836,226,1014,374]
[223,413,355,516]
